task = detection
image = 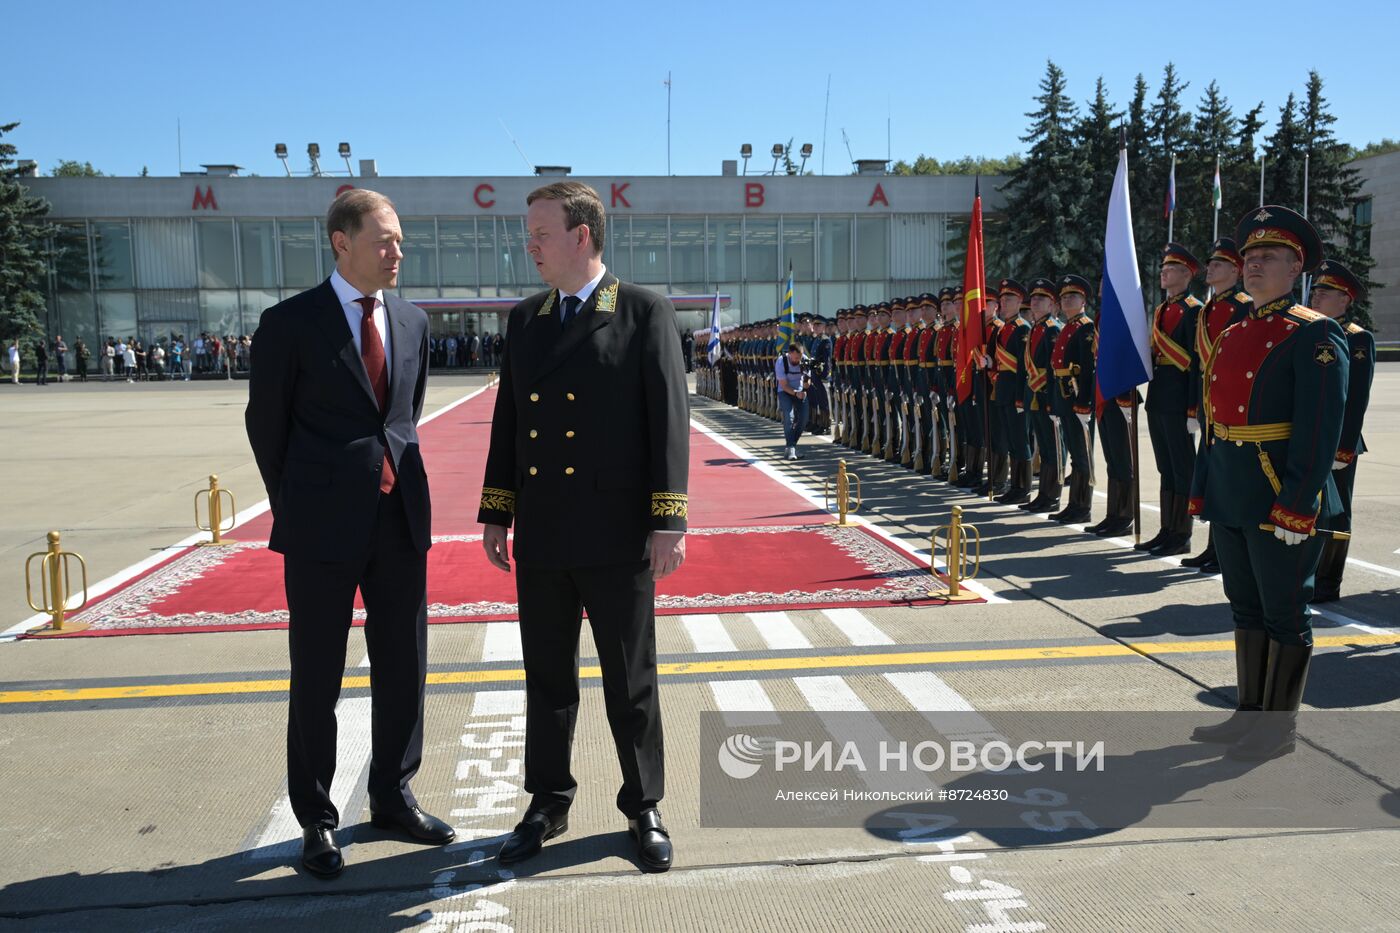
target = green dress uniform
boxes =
[1188,206,1348,762]
[933,293,958,477]
[477,270,689,817]
[1142,243,1203,556]
[993,280,1033,503]
[914,295,938,474]
[1020,279,1063,513]
[1049,275,1097,524]
[975,307,1007,495]
[1310,260,1375,602]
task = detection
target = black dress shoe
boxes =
[1094,519,1134,538]
[628,808,673,873]
[498,809,569,864]
[1057,507,1092,525]
[301,825,343,879]
[1311,589,1340,604]
[1133,531,1167,551]
[370,806,455,845]
[1149,535,1191,557]
[1180,550,1214,569]
[998,488,1031,505]
[1198,559,1221,575]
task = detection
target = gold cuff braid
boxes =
[479,486,516,513]
[651,492,688,519]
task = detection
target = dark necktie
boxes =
[355,296,396,494]
[560,295,581,329]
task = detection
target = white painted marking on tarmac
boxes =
[481,621,523,662]
[884,670,976,712]
[793,675,867,712]
[1092,488,1161,513]
[1347,556,1400,580]
[1310,606,1397,636]
[1,379,499,643]
[709,679,781,727]
[681,613,738,653]
[688,417,1006,604]
[471,689,525,717]
[247,653,374,860]
[822,607,895,645]
[748,610,812,650]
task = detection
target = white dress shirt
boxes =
[330,268,392,378]
[559,264,607,314]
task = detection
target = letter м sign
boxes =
[192,186,219,210]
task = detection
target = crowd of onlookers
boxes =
[7,332,252,384]
[428,331,503,369]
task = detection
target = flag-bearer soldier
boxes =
[1086,275,1140,537]
[1139,243,1203,556]
[1049,274,1097,524]
[1020,278,1062,513]
[1182,238,1253,572]
[1307,259,1374,603]
[1188,206,1348,761]
[975,284,1006,495]
[993,279,1033,503]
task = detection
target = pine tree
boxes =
[1297,71,1377,326]
[1192,81,1236,242]
[1147,64,1197,253]
[1262,92,1305,209]
[1124,74,1153,286]
[1226,101,1266,227]
[1000,59,1085,277]
[0,122,52,355]
[1075,76,1123,275]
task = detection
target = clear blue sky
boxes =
[8,0,1396,178]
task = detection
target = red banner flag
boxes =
[955,180,986,404]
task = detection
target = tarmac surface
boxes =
[1,370,1397,932]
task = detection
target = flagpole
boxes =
[1258,155,1265,207]
[1166,153,1176,242]
[1131,395,1141,546]
[1301,153,1312,304]
[1212,154,1220,241]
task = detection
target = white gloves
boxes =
[1273,526,1307,546]
[1077,412,1091,430]
[1332,459,1347,471]
[1186,417,1200,435]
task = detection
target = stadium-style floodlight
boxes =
[740,143,752,175]
[770,143,784,175]
[338,142,353,176]
[307,143,322,177]
[274,143,290,177]
[799,143,813,174]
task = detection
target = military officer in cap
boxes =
[1188,205,1348,761]
[831,311,849,442]
[913,294,938,473]
[1049,275,1097,524]
[1140,243,1204,556]
[807,315,832,435]
[886,298,910,462]
[932,288,958,478]
[1181,238,1252,572]
[1020,278,1063,513]
[993,279,1034,504]
[1308,259,1374,603]
[850,306,870,450]
[976,284,1008,496]
[900,298,922,466]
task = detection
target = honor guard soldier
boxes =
[1308,260,1374,603]
[1086,274,1140,537]
[807,315,832,435]
[867,303,890,456]
[887,298,911,462]
[1182,238,1252,572]
[975,284,1006,495]
[914,294,939,473]
[953,284,988,489]
[994,279,1034,503]
[850,306,870,450]
[932,288,959,478]
[832,310,849,442]
[1049,275,1097,523]
[1020,278,1063,513]
[900,298,921,466]
[1188,205,1348,761]
[1140,243,1204,556]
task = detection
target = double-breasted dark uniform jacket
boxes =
[994,316,1032,461]
[1146,291,1203,494]
[246,280,432,562]
[476,273,689,567]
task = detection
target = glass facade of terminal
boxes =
[42,212,971,343]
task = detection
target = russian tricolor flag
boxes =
[1099,144,1152,399]
[1163,153,1176,220]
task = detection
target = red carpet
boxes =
[36,388,972,638]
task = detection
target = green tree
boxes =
[0,122,53,355]
[1000,59,1086,277]
[1075,76,1124,274]
[1123,74,1153,287]
[1191,80,1236,241]
[1297,71,1377,327]
[1349,138,1400,160]
[892,154,1024,176]
[1146,64,1196,256]
[1226,101,1267,222]
[1262,92,1305,209]
[50,159,104,177]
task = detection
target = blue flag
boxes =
[777,266,797,350]
[707,293,722,365]
[1097,145,1152,399]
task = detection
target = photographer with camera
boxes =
[776,342,809,461]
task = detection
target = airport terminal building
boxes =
[23,166,1006,346]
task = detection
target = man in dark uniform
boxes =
[850,306,871,451]
[1308,260,1374,603]
[807,316,832,435]
[480,182,689,871]
[913,294,938,473]
[1139,243,1204,556]
[1182,238,1252,572]
[952,284,988,489]
[1020,278,1062,513]
[831,311,848,443]
[868,303,892,457]
[1188,205,1348,761]
[994,279,1033,504]
[932,289,958,478]
[886,299,910,462]
[973,284,1004,495]
[900,299,922,466]
[1086,275,1140,538]
[1049,275,1097,524]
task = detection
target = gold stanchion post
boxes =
[823,460,863,526]
[195,474,237,546]
[928,505,981,602]
[25,531,89,633]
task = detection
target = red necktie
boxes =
[356,296,396,494]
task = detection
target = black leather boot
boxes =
[1135,490,1172,551]
[1191,629,1269,743]
[1312,536,1348,603]
[1227,640,1312,761]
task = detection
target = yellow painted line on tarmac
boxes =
[3,633,1396,706]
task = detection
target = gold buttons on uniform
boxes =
[566,392,575,401]
[530,392,540,402]
[565,467,575,475]
[529,466,538,476]
[529,429,538,438]
[566,430,575,438]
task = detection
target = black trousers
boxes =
[515,559,663,819]
[1146,408,1195,495]
[283,487,428,828]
